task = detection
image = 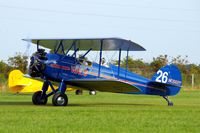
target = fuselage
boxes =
[40,53,171,96]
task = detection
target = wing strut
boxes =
[54,40,64,54]
[118,48,121,77]
[98,39,103,77]
[36,40,40,51]
[65,40,76,55]
[74,41,77,59]
[82,48,92,58]
[125,47,130,78]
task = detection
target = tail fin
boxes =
[151,64,182,96]
[8,70,25,92]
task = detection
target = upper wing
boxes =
[23,38,145,51]
[65,79,141,93]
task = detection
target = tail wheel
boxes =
[52,92,68,106]
[32,91,47,105]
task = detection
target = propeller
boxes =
[24,37,47,77]
[24,39,31,57]
[29,48,47,77]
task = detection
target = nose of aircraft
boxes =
[29,49,47,77]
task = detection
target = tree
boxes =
[0,60,8,73]
[112,56,152,78]
[171,55,189,74]
[150,55,168,72]
[7,53,28,73]
[0,60,9,83]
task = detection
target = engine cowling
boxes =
[29,49,47,77]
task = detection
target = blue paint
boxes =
[41,53,182,96]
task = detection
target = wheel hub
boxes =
[57,97,65,105]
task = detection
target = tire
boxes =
[89,90,96,95]
[75,89,83,95]
[32,91,47,105]
[52,92,68,106]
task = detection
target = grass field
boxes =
[0,90,199,133]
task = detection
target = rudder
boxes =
[151,64,182,96]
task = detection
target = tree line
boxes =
[0,53,28,83]
[113,55,200,88]
[112,55,200,77]
[0,53,200,87]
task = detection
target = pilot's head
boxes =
[102,58,105,64]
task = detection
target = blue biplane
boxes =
[23,38,182,106]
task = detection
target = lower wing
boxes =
[66,79,141,93]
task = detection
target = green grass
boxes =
[0,90,200,133]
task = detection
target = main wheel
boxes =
[52,92,68,106]
[32,91,47,105]
[89,90,96,95]
[75,89,83,95]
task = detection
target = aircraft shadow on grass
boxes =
[0,101,33,106]
[69,103,156,107]
[0,101,155,107]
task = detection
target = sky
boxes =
[0,0,200,64]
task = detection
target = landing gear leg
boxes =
[32,79,68,106]
[163,96,173,106]
[52,80,68,106]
